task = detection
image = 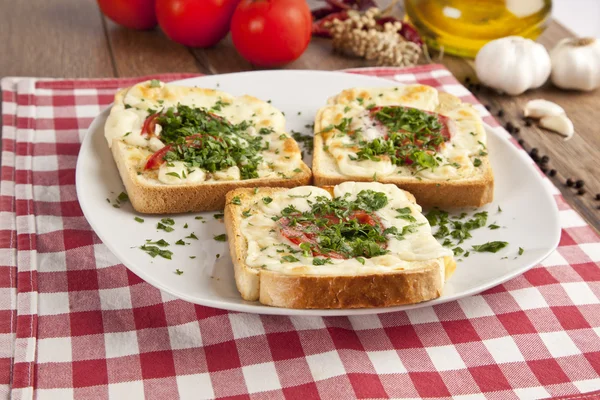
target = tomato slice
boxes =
[141,113,159,137]
[144,145,173,170]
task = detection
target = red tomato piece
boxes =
[231,0,312,67]
[155,0,240,47]
[97,0,158,30]
[144,144,173,170]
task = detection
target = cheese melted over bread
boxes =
[239,182,453,277]
[104,80,304,185]
[316,85,488,181]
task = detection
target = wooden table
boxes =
[1,0,598,231]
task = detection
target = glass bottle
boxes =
[404,0,552,58]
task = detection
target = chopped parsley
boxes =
[140,245,172,260]
[154,105,265,179]
[149,79,161,88]
[231,196,241,205]
[354,107,448,171]
[117,192,129,203]
[273,190,406,259]
[157,223,174,232]
[211,99,230,111]
[213,234,227,242]
[262,197,273,204]
[134,217,144,223]
[472,241,508,253]
[186,233,198,240]
[518,247,524,255]
[473,158,482,167]
[281,255,299,263]
[145,239,169,247]
[291,130,314,156]
[488,224,500,230]
[214,213,224,220]
[175,269,184,275]
[184,223,188,228]
[161,218,175,226]
[312,257,333,266]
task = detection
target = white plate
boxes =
[76,70,560,316]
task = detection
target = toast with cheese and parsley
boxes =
[313,85,494,208]
[104,80,312,214]
[224,182,456,309]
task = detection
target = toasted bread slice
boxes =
[224,182,456,309]
[104,80,312,214]
[313,86,494,208]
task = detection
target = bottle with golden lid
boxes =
[404,0,552,58]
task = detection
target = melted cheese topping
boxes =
[318,85,487,181]
[240,182,452,276]
[104,80,302,185]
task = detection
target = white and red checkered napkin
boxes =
[1,66,600,399]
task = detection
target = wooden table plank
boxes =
[0,0,114,78]
[103,18,204,77]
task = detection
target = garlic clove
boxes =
[523,99,565,119]
[539,114,575,141]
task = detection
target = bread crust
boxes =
[224,186,456,309]
[312,90,494,209]
[112,141,312,214]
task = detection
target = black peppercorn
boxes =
[525,120,532,127]
[514,127,520,134]
[541,166,548,173]
[541,155,549,164]
[465,77,471,84]
[531,154,540,162]
[566,178,574,187]
[530,148,538,156]
[497,109,505,117]
[596,194,600,201]
[484,104,491,111]
[575,180,584,189]
[506,122,514,133]
[577,188,586,195]
[474,84,481,91]
[518,139,525,146]
[549,169,557,177]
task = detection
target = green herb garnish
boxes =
[140,245,172,260]
[134,217,144,223]
[472,241,508,253]
[213,234,227,242]
[157,223,174,232]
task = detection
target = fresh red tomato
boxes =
[231,0,312,67]
[97,0,157,30]
[155,0,240,47]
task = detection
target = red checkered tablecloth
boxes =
[1,65,600,400]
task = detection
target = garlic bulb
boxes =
[523,99,565,119]
[539,114,574,141]
[550,37,600,91]
[475,36,551,96]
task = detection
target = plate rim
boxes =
[76,70,561,316]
